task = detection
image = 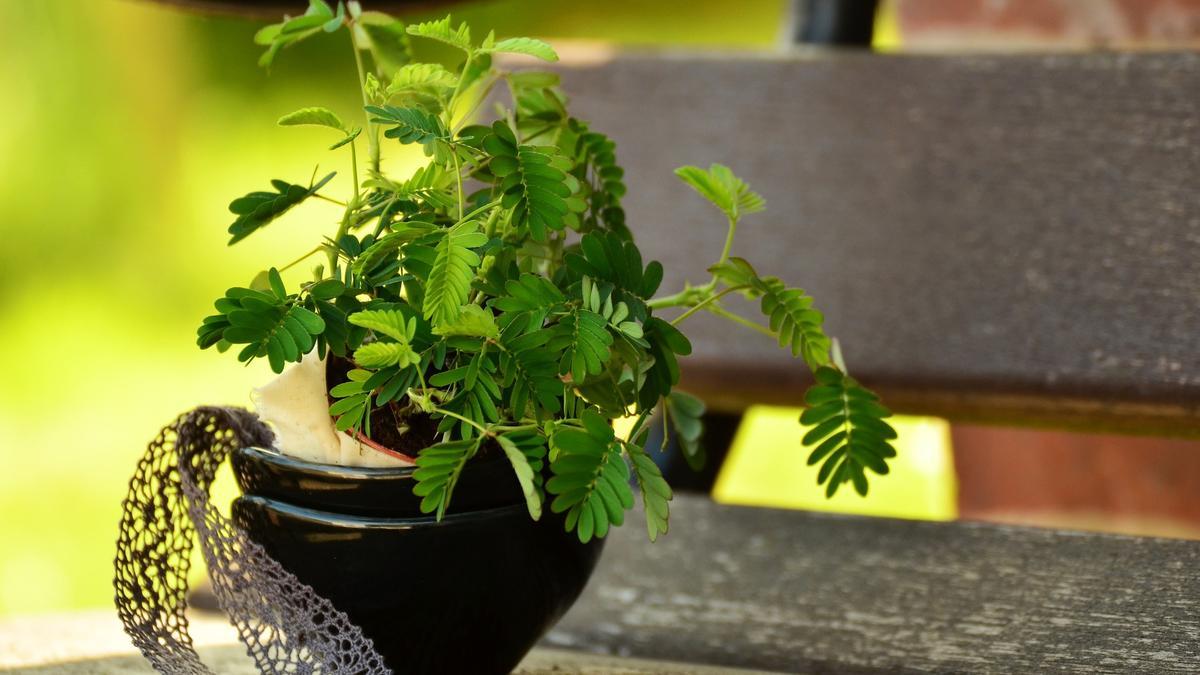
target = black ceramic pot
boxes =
[231,446,605,674]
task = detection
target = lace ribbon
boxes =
[113,406,389,674]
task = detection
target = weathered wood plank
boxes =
[547,494,1200,673]
[0,611,781,674]
[555,52,1200,434]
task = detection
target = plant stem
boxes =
[707,304,775,338]
[455,198,502,226]
[433,406,491,435]
[452,149,465,219]
[669,285,749,327]
[279,245,326,273]
[646,287,698,310]
[313,193,348,207]
[716,215,738,267]
[349,25,380,173]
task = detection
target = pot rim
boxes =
[238,493,529,529]
[236,445,510,479]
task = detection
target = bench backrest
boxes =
[558,51,1200,436]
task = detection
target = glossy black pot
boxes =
[231,446,605,674]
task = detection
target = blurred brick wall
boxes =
[893,0,1200,49]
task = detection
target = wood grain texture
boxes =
[554,52,1200,434]
[548,494,1200,673]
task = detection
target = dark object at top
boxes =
[794,0,878,46]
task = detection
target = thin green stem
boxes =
[349,137,361,204]
[716,215,738,267]
[452,150,465,219]
[707,304,775,338]
[349,25,379,173]
[455,198,502,227]
[433,406,490,435]
[647,287,700,310]
[313,193,348,207]
[279,245,325,273]
[669,285,750,327]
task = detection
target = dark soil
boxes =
[325,355,440,456]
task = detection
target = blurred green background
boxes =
[0,0,948,618]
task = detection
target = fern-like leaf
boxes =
[226,171,335,244]
[198,275,326,373]
[546,411,634,543]
[801,366,897,497]
[565,232,663,302]
[757,277,831,371]
[497,432,546,520]
[386,63,456,110]
[675,163,765,224]
[412,436,483,519]
[484,121,572,241]
[490,273,566,328]
[547,308,613,384]
[420,221,488,327]
[405,15,472,52]
[638,317,692,410]
[481,37,558,62]
[664,391,706,471]
[365,105,450,158]
[626,442,672,541]
[498,318,562,418]
[431,304,499,340]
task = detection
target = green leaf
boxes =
[627,442,672,541]
[348,309,416,342]
[756,277,831,371]
[497,433,543,520]
[484,121,572,242]
[498,318,562,418]
[386,63,456,110]
[351,220,437,275]
[564,232,659,303]
[405,15,472,52]
[278,106,344,131]
[432,304,499,340]
[307,279,346,300]
[413,437,483,519]
[801,367,897,497]
[490,273,565,328]
[547,309,613,384]
[707,256,759,289]
[255,0,338,67]
[422,221,488,327]
[358,11,412,74]
[638,317,692,410]
[674,163,765,224]
[365,105,451,158]
[226,172,335,245]
[198,289,325,374]
[364,164,455,209]
[482,37,559,62]
[546,411,633,543]
[665,391,706,471]
[353,341,419,369]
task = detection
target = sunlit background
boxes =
[4,0,1198,618]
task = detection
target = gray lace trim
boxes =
[113,406,390,674]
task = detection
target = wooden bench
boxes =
[538,51,1200,672]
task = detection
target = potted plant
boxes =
[118,2,899,673]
